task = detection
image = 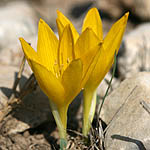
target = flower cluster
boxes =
[20,7,128,145]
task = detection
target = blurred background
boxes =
[1,0,150,118]
[0,0,150,149]
[0,0,150,77]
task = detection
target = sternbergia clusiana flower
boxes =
[82,9,129,135]
[56,7,129,136]
[19,11,103,143]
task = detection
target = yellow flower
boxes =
[19,16,102,139]
[82,8,129,135]
[56,8,129,136]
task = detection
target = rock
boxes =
[0,1,38,50]
[97,72,120,99]
[120,0,150,20]
[118,23,150,79]
[31,0,94,32]
[0,65,52,133]
[95,0,123,18]
[0,35,37,68]
[101,72,150,149]
[0,65,19,109]
[96,0,150,20]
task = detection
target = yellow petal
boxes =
[81,43,103,88]
[58,25,75,72]
[75,28,100,58]
[103,12,129,53]
[56,18,64,39]
[85,12,129,90]
[84,46,108,90]
[37,19,58,73]
[30,59,65,107]
[62,59,83,104]
[56,10,79,43]
[19,38,38,61]
[82,8,103,40]
[19,38,39,70]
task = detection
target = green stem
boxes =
[98,52,117,117]
[49,101,68,140]
[60,138,67,150]
[83,89,97,136]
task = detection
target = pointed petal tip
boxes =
[19,37,32,47]
[56,9,60,14]
[39,18,43,22]
[19,37,24,42]
[89,7,98,13]
[39,18,45,24]
[57,9,63,17]
[122,12,129,24]
[39,18,49,27]
[125,12,129,19]
[63,23,71,31]
[19,37,29,45]
[85,7,99,17]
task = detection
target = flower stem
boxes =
[98,52,117,117]
[60,138,67,150]
[49,101,68,141]
[83,89,97,136]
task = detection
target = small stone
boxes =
[97,72,120,99]
[118,23,150,79]
[23,130,30,138]
[0,1,38,50]
[102,72,150,150]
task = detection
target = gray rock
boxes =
[95,0,123,18]
[31,0,95,32]
[0,35,37,67]
[120,0,150,20]
[0,65,19,109]
[97,0,150,20]
[0,1,38,50]
[97,72,120,99]
[0,65,52,133]
[118,23,150,79]
[101,72,150,150]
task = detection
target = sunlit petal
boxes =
[58,25,75,73]
[19,38,39,70]
[62,59,83,104]
[103,12,129,53]
[19,38,38,61]
[30,59,65,107]
[85,12,129,91]
[82,12,129,136]
[37,19,58,73]
[82,8,103,40]
[80,43,103,88]
[57,10,79,43]
[75,28,100,58]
